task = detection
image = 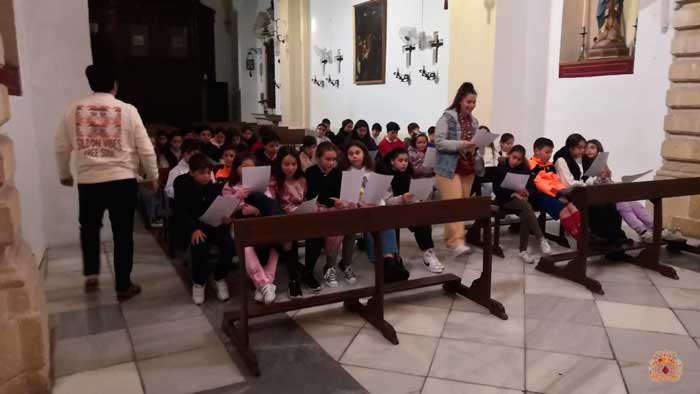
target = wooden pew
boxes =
[536,177,700,294]
[222,197,505,376]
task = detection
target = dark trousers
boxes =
[590,204,625,241]
[191,225,235,285]
[78,178,137,292]
[410,226,434,251]
[305,238,323,275]
[282,241,300,280]
[503,198,544,251]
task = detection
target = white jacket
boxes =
[55,93,158,184]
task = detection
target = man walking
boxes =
[55,64,158,301]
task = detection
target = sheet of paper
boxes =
[423,147,437,168]
[340,170,364,203]
[409,177,436,202]
[293,197,318,214]
[198,196,238,227]
[500,172,530,191]
[584,152,609,177]
[242,165,271,193]
[470,129,500,148]
[362,173,393,205]
[621,169,653,183]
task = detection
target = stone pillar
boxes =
[656,1,700,238]
[0,34,51,394]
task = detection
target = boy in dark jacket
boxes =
[493,145,552,263]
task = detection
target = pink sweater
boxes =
[267,178,307,213]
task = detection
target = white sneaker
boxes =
[324,267,339,288]
[423,249,445,273]
[662,229,684,242]
[215,280,229,301]
[254,288,263,303]
[450,244,472,257]
[192,284,205,305]
[261,284,277,305]
[640,230,654,244]
[341,265,357,284]
[518,250,536,264]
[540,239,552,255]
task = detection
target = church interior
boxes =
[2,0,700,393]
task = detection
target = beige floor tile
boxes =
[383,303,449,337]
[587,262,652,285]
[525,274,594,300]
[121,293,202,328]
[526,319,613,359]
[525,294,602,326]
[53,330,133,377]
[342,365,424,394]
[658,287,700,310]
[596,301,687,335]
[384,286,455,310]
[429,338,524,390]
[594,282,668,307]
[46,287,118,315]
[621,365,700,394]
[53,362,143,394]
[422,377,522,394]
[130,315,221,360]
[606,328,700,371]
[454,269,524,317]
[298,320,361,361]
[442,310,524,347]
[526,349,626,394]
[294,302,367,328]
[675,310,700,337]
[341,328,438,376]
[648,266,700,290]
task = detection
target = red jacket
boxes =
[529,156,565,197]
[378,138,405,157]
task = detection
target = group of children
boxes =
[156,119,673,306]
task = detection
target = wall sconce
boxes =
[312,76,325,88]
[393,68,411,85]
[419,66,438,83]
[326,75,340,88]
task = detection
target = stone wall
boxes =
[0,33,51,394]
[656,0,700,237]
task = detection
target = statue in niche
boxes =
[589,0,630,58]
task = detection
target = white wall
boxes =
[308,0,450,136]
[5,0,93,255]
[543,0,672,178]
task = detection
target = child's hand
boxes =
[512,193,524,200]
[402,193,414,203]
[330,198,347,209]
[221,216,232,225]
[242,204,260,216]
[191,230,206,245]
[238,187,251,199]
[517,190,529,199]
[347,202,358,209]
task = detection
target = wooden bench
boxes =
[536,178,700,294]
[222,197,505,376]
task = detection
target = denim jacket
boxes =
[434,109,480,179]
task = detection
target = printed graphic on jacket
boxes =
[75,105,123,158]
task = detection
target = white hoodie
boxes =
[55,93,158,184]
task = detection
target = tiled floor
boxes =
[44,222,700,394]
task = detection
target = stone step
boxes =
[670,60,700,82]
[0,186,21,246]
[674,215,700,237]
[0,84,9,127]
[0,134,15,191]
[666,86,700,108]
[674,2,700,30]
[672,29,700,56]
[665,109,700,134]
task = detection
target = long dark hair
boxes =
[410,133,429,149]
[341,140,374,171]
[272,146,304,197]
[565,133,586,151]
[447,82,477,113]
[228,152,254,186]
[587,139,605,154]
[339,119,353,134]
[377,147,413,176]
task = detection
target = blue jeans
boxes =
[364,229,399,263]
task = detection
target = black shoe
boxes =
[117,284,142,302]
[288,280,303,299]
[302,274,322,293]
[85,277,99,293]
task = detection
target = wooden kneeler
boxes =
[536,178,700,294]
[221,197,506,376]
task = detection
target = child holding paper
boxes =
[215,145,237,184]
[493,145,552,263]
[554,134,628,245]
[173,153,234,305]
[377,148,444,273]
[304,142,348,290]
[408,133,435,178]
[223,154,283,305]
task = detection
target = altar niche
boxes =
[558,0,639,78]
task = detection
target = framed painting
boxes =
[353,0,386,85]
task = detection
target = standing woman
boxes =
[434,82,479,255]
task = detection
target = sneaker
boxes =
[302,273,322,293]
[324,267,339,288]
[117,284,142,302]
[540,239,552,255]
[288,280,303,299]
[640,230,654,244]
[261,283,277,305]
[254,288,263,303]
[423,249,445,273]
[518,250,536,264]
[215,280,230,301]
[662,229,684,242]
[192,284,205,305]
[150,218,164,228]
[340,264,357,284]
[85,275,99,293]
[449,244,472,257]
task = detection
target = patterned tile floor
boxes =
[45,222,700,394]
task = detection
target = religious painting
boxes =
[0,0,22,95]
[353,0,387,85]
[129,25,149,57]
[169,26,189,58]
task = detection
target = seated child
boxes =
[498,133,515,163]
[377,148,444,274]
[404,122,420,146]
[241,126,258,152]
[173,153,234,305]
[229,128,248,155]
[529,138,581,239]
[215,145,237,184]
[255,130,281,166]
[223,154,281,305]
[200,127,222,163]
[371,123,382,146]
[408,133,435,178]
[427,126,436,147]
[378,121,406,158]
[165,139,202,199]
[299,135,317,172]
[493,145,552,263]
[163,132,184,168]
